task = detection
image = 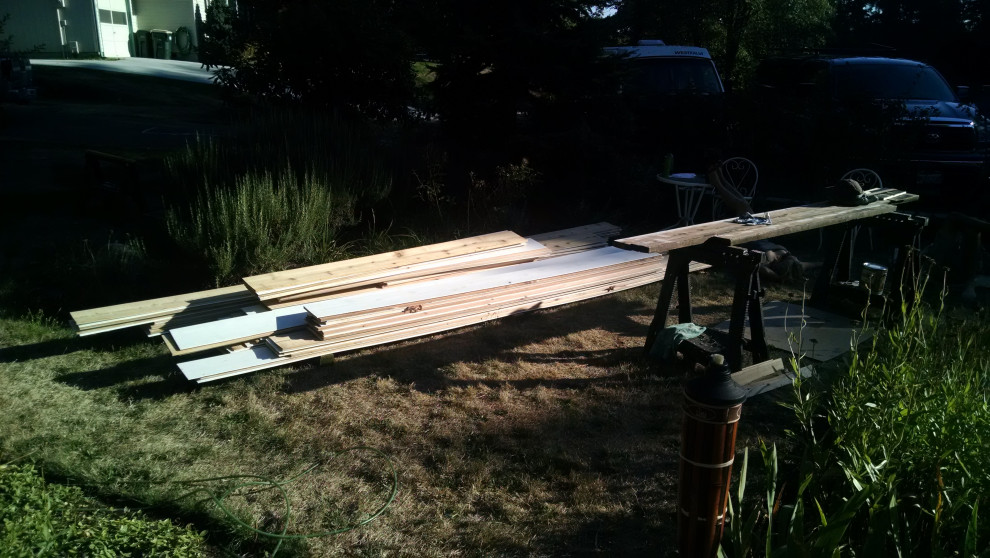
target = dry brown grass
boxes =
[0,270,809,557]
[211,273,806,555]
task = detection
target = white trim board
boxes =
[304,246,657,319]
[168,246,658,352]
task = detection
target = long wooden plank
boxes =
[70,284,255,332]
[614,194,916,254]
[261,239,549,304]
[241,231,527,298]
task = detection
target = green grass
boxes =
[0,463,207,556]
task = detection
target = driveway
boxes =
[1,60,234,196]
[30,58,218,85]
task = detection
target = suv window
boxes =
[832,63,956,101]
[626,58,723,95]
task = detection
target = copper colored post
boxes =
[678,354,747,557]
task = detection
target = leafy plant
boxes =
[164,109,394,285]
[0,463,207,556]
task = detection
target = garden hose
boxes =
[173,26,194,56]
[120,446,399,556]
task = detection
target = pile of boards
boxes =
[70,223,705,383]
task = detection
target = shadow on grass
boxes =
[282,295,657,394]
[54,354,194,401]
[0,327,152,364]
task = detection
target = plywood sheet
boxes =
[712,300,872,362]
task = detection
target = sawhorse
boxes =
[810,211,928,315]
[643,238,769,372]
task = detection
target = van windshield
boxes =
[626,58,723,95]
[833,64,956,101]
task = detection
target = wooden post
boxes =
[678,354,747,557]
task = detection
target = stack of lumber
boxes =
[178,246,708,383]
[70,230,544,337]
[72,222,707,384]
[243,231,549,308]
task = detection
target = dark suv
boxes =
[750,55,990,206]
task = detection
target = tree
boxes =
[611,0,835,88]
[410,0,614,144]
[208,0,415,119]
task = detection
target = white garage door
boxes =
[97,0,131,58]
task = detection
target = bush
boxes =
[0,463,207,556]
[724,271,990,556]
[164,109,393,285]
[167,168,357,286]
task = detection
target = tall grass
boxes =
[724,269,990,556]
[164,109,393,285]
[167,168,356,286]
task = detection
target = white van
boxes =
[604,40,727,170]
[604,40,724,97]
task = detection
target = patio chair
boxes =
[711,157,758,220]
[843,168,882,250]
[818,168,884,249]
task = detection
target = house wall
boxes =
[130,0,198,60]
[4,0,101,58]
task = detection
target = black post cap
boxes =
[684,354,748,406]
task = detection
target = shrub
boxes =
[0,463,207,556]
[167,168,356,286]
[164,109,393,285]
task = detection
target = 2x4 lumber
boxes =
[70,284,254,333]
[241,230,528,299]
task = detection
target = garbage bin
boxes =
[134,30,151,58]
[150,29,173,59]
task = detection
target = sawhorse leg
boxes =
[724,261,769,371]
[644,250,693,356]
[811,212,928,313]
